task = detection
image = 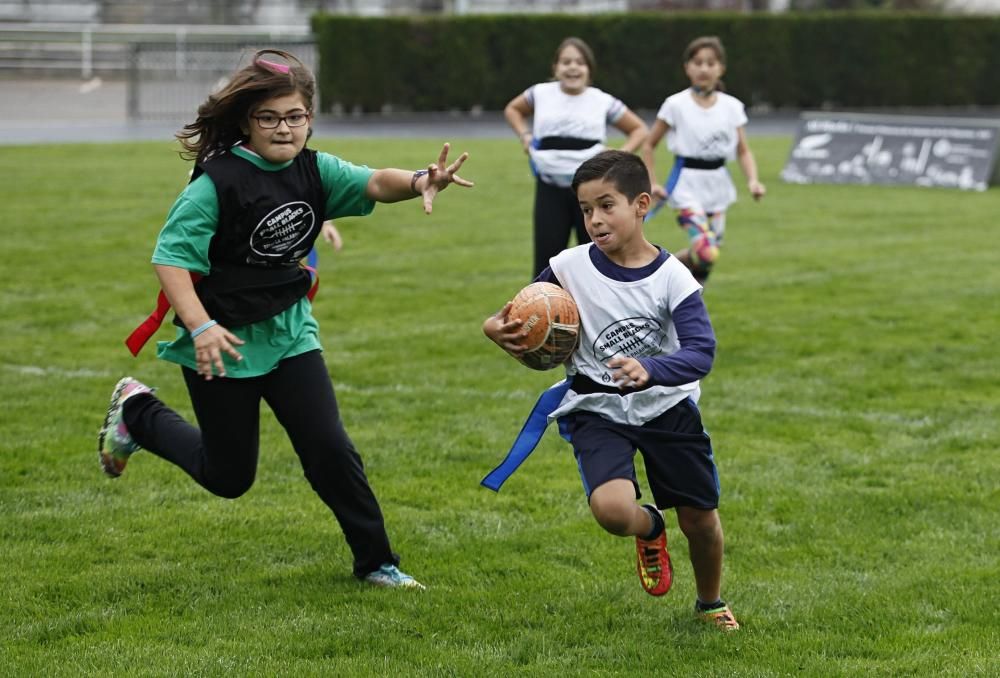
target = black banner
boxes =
[781,112,1000,192]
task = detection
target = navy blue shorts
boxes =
[561,398,720,510]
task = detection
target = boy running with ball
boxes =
[484,150,738,630]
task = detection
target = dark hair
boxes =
[572,150,651,201]
[684,36,727,92]
[176,49,315,163]
[553,37,596,84]
[684,36,726,65]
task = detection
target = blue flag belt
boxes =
[645,156,685,222]
[481,379,572,492]
[645,156,725,221]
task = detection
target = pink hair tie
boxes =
[257,58,290,74]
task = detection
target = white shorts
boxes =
[667,166,737,214]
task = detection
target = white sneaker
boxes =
[98,376,153,477]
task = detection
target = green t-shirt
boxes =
[151,146,375,377]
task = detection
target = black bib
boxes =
[186,148,327,328]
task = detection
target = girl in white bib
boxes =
[505,37,647,278]
[641,36,766,284]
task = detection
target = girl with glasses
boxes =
[99,49,472,589]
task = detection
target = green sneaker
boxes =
[364,564,425,590]
[98,377,153,478]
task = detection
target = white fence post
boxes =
[81,26,92,79]
[176,28,187,78]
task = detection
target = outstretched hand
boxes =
[418,143,473,214]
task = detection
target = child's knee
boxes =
[677,507,721,540]
[206,470,256,499]
[589,484,636,536]
[591,504,633,535]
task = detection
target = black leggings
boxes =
[533,177,590,278]
[122,350,398,578]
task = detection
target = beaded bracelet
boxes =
[410,169,429,195]
[190,319,218,339]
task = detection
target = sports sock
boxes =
[641,505,665,540]
[696,598,725,612]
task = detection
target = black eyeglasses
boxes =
[251,112,311,129]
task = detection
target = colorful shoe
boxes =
[364,564,426,590]
[696,602,740,631]
[635,506,672,596]
[98,376,153,478]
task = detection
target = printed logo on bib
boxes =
[593,317,666,361]
[696,130,733,158]
[250,201,316,262]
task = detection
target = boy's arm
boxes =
[637,292,716,385]
[484,267,561,355]
[534,266,559,285]
[483,302,527,356]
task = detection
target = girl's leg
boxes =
[122,367,263,498]
[533,179,574,278]
[708,211,727,247]
[676,506,725,603]
[260,350,397,579]
[675,208,720,283]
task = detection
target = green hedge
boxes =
[311,12,1000,112]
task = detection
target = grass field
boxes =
[1,134,997,676]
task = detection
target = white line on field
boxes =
[1,364,545,400]
[1,365,930,427]
[334,382,538,400]
[742,401,933,428]
[2,364,115,379]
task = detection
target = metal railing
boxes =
[126,40,317,121]
[0,23,312,78]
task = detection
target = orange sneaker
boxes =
[696,602,740,631]
[635,507,672,596]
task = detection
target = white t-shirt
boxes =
[656,89,748,211]
[656,88,748,160]
[547,244,702,426]
[525,81,626,187]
